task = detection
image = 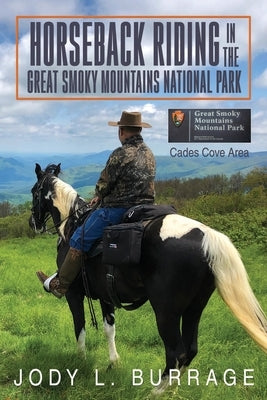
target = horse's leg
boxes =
[100,300,119,367]
[66,290,86,356]
[181,278,215,368]
[156,311,186,373]
[150,308,186,395]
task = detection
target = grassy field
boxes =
[0,235,267,400]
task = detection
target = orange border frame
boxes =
[16,15,251,101]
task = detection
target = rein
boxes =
[51,197,99,330]
[80,201,100,330]
[44,203,91,235]
[54,196,100,330]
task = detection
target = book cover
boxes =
[1,1,266,399]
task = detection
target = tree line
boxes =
[155,167,267,200]
[0,168,266,218]
[0,168,266,245]
[0,201,31,218]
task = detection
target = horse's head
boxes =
[29,163,61,233]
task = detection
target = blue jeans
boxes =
[70,207,128,252]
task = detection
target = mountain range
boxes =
[0,150,267,204]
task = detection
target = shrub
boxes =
[0,212,35,239]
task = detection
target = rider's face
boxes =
[118,127,125,143]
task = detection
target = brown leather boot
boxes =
[36,247,83,298]
[36,271,66,298]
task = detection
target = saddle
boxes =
[87,204,177,310]
[122,203,176,223]
[87,203,176,261]
[102,204,177,265]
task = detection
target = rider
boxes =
[37,111,156,298]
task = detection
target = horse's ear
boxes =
[54,163,61,177]
[35,163,43,180]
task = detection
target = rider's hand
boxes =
[90,196,100,206]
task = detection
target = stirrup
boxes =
[43,272,58,292]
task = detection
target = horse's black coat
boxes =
[29,163,216,374]
[29,163,267,383]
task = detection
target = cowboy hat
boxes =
[108,111,152,128]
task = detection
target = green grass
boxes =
[0,236,266,399]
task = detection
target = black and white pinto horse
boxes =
[29,163,267,394]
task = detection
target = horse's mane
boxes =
[43,162,77,217]
[51,177,79,238]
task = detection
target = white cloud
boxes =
[0,0,80,25]
[0,0,266,154]
[252,99,267,134]
[254,69,267,88]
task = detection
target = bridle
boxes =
[31,174,53,233]
[31,173,93,237]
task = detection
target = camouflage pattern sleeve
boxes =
[95,147,123,199]
[95,135,155,207]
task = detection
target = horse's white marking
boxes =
[152,366,187,396]
[152,376,170,396]
[44,190,52,200]
[104,318,119,364]
[160,214,206,241]
[77,328,86,356]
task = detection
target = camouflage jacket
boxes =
[95,135,155,207]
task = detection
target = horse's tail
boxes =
[202,227,267,353]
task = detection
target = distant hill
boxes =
[0,151,266,204]
[155,151,267,180]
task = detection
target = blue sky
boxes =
[0,0,267,155]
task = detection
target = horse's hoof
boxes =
[106,363,114,371]
[151,377,169,396]
[77,349,86,360]
[106,358,120,371]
